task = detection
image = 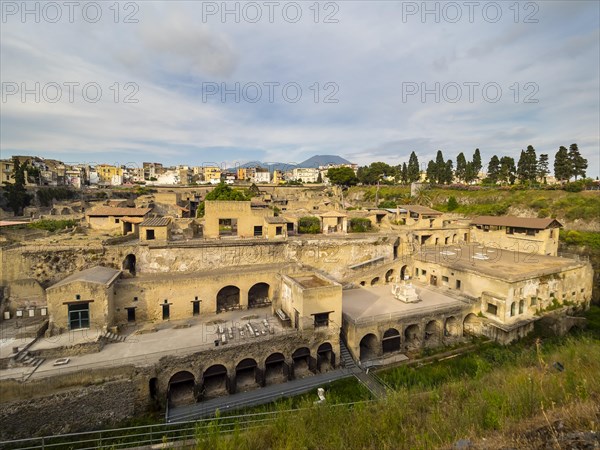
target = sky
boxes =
[1,1,599,176]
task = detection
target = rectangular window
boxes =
[253,226,263,236]
[68,303,90,330]
[442,276,449,283]
[487,303,498,315]
[276,226,283,236]
[126,307,136,322]
[314,312,330,328]
[456,280,461,289]
[422,270,427,276]
[415,268,419,276]
[115,218,120,223]
[531,296,537,306]
[146,229,155,240]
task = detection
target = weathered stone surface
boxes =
[0,379,136,440]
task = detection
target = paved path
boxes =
[167,368,355,422]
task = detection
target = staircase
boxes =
[100,331,127,343]
[340,340,388,399]
[13,350,45,368]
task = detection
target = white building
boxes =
[292,167,320,183]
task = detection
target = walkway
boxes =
[167,367,355,422]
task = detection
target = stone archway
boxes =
[123,254,136,276]
[445,316,461,338]
[264,353,288,385]
[359,333,379,361]
[463,314,482,336]
[168,371,196,407]
[248,283,270,308]
[382,328,401,353]
[201,365,228,400]
[404,324,420,350]
[385,269,395,283]
[235,358,260,393]
[317,342,335,372]
[400,265,409,280]
[216,286,240,313]
[425,320,441,346]
[292,347,314,378]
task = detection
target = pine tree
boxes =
[401,163,408,184]
[426,160,436,182]
[487,155,500,184]
[464,162,476,184]
[537,154,549,183]
[444,159,454,184]
[568,143,587,180]
[499,156,516,185]
[525,145,538,182]
[407,151,420,183]
[471,148,482,181]
[554,146,571,182]
[455,152,467,182]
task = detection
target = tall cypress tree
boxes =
[426,160,436,182]
[401,162,408,184]
[525,145,538,182]
[554,146,571,182]
[487,155,500,184]
[537,154,549,183]
[568,143,587,180]
[471,148,482,180]
[434,150,445,184]
[407,151,420,183]
[455,152,467,182]
[444,159,454,184]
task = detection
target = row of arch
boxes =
[358,265,410,288]
[160,343,335,406]
[359,314,481,360]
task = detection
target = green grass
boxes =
[27,218,79,232]
[189,307,600,449]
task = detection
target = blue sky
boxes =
[1,1,599,176]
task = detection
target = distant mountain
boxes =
[296,155,353,168]
[227,155,352,172]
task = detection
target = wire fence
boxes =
[0,401,373,450]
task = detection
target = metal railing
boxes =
[0,401,373,450]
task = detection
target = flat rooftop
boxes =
[342,283,468,324]
[0,307,291,381]
[414,243,583,282]
[290,275,332,289]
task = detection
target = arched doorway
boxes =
[201,365,228,400]
[317,342,335,372]
[382,328,401,353]
[123,254,136,276]
[216,286,240,313]
[264,353,288,385]
[359,333,379,361]
[400,265,408,280]
[385,269,394,283]
[248,283,270,309]
[404,324,420,350]
[292,347,313,378]
[235,358,260,393]
[463,314,481,336]
[371,277,380,286]
[445,316,461,337]
[425,320,441,346]
[168,371,196,407]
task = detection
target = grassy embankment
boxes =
[190,307,600,449]
[351,186,600,222]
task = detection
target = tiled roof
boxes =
[86,207,152,217]
[471,216,563,229]
[397,205,442,215]
[48,266,121,289]
[140,217,172,227]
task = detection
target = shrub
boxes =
[28,219,78,232]
[298,216,321,234]
[378,200,397,209]
[447,196,459,211]
[349,218,372,233]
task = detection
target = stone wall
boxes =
[0,379,137,440]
